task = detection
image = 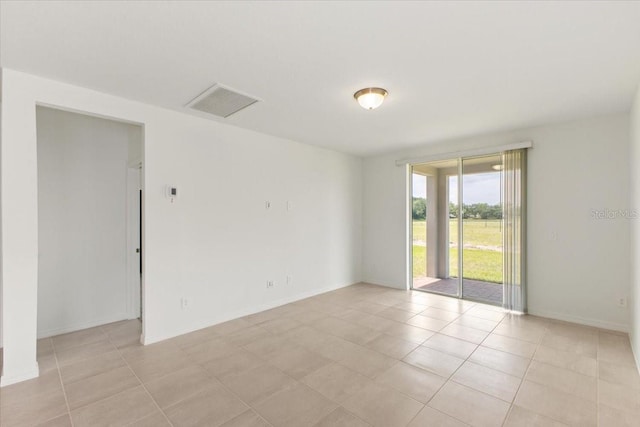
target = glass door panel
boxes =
[461,155,504,305]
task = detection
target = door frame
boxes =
[126,164,142,320]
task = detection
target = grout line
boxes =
[51,338,75,427]
[106,322,176,427]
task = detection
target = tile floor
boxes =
[1,282,639,426]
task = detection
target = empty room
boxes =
[1,1,640,426]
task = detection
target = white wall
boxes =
[630,83,640,367]
[363,114,631,331]
[0,69,362,385]
[36,107,134,337]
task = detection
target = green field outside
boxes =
[412,219,503,283]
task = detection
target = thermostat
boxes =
[166,186,178,202]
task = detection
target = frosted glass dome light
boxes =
[354,87,388,110]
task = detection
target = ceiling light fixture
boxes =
[354,87,388,110]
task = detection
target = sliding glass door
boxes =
[411,152,524,308]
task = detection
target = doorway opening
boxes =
[36,106,144,345]
[411,155,504,305]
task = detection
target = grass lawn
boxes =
[413,219,503,283]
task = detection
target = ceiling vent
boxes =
[186,84,259,118]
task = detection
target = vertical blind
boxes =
[502,149,527,312]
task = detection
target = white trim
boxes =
[395,141,533,166]
[0,363,40,387]
[37,313,130,339]
[142,281,358,345]
[528,307,629,333]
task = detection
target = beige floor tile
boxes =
[65,365,140,409]
[336,345,398,378]
[225,325,272,347]
[288,308,327,324]
[599,332,638,366]
[253,383,337,427]
[0,388,68,427]
[492,323,546,344]
[210,317,255,335]
[403,346,465,378]
[453,315,499,332]
[377,307,417,322]
[104,322,142,350]
[144,365,214,409]
[422,333,478,359]
[394,302,429,314]
[220,410,270,427]
[201,348,265,378]
[468,346,530,378]
[182,336,240,364]
[164,382,249,427]
[301,362,371,404]
[35,413,73,427]
[533,344,596,377]
[55,337,117,367]
[598,403,640,427]
[375,361,446,403]
[219,364,297,404]
[452,361,521,402]
[364,333,419,359]
[503,405,568,426]
[354,314,399,332]
[268,344,333,379]
[38,354,59,375]
[342,381,424,427]
[52,326,108,351]
[126,347,193,383]
[383,322,435,344]
[70,386,157,427]
[120,339,179,362]
[313,407,371,426]
[598,379,640,414]
[242,334,292,358]
[464,307,506,322]
[59,350,125,385]
[406,314,450,331]
[126,412,172,427]
[525,361,596,402]
[440,323,490,344]
[407,406,468,427]
[165,326,220,350]
[540,332,597,358]
[258,317,304,334]
[308,335,364,362]
[429,382,510,427]
[482,334,537,358]
[0,371,63,408]
[420,307,462,322]
[514,380,596,426]
[37,338,55,358]
[599,360,640,389]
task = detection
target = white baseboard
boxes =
[37,312,130,339]
[0,363,40,388]
[143,281,356,345]
[528,307,629,333]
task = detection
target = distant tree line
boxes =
[412,197,502,220]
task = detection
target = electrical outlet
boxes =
[266,280,274,288]
[286,275,292,285]
[181,297,191,310]
[618,297,627,308]
[265,201,271,210]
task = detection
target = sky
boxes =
[413,172,501,205]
